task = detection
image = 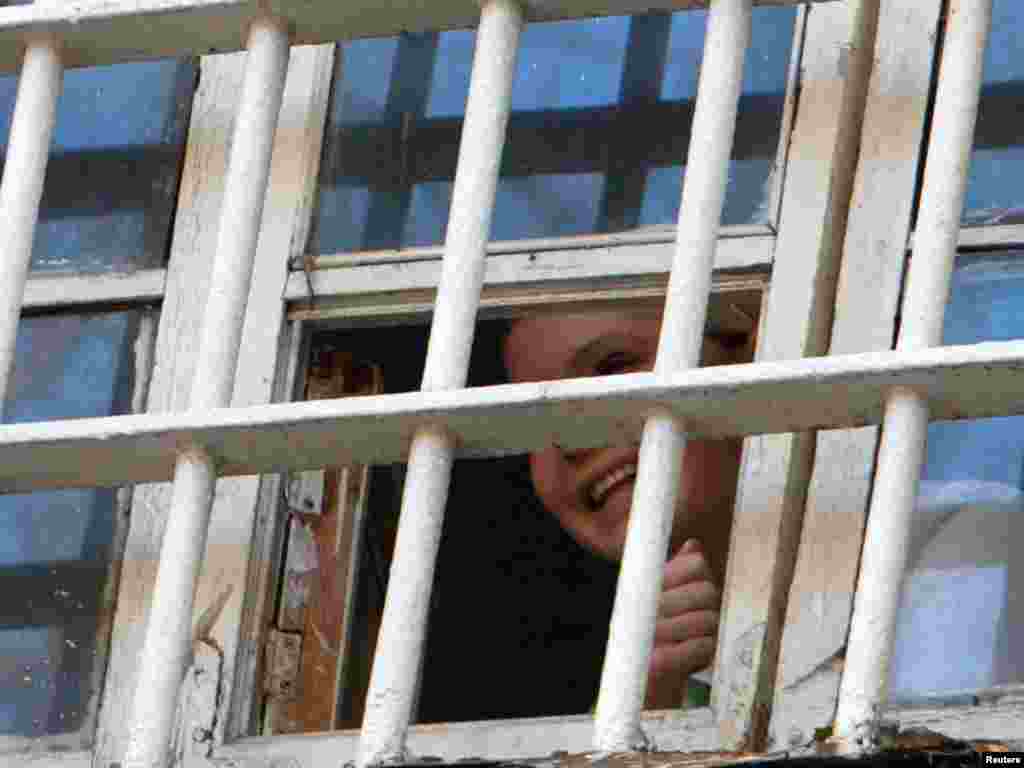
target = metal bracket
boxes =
[264,628,303,701]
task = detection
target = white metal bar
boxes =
[122,16,290,768]
[835,0,991,749]
[356,1,521,764]
[4,340,1024,494]
[0,0,834,75]
[594,0,751,751]
[7,339,1024,492]
[0,36,62,414]
[189,23,289,411]
[1,749,92,768]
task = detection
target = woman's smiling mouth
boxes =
[588,463,637,507]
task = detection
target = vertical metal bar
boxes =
[835,0,991,749]
[0,37,62,414]
[123,17,290,768]
[189,18,291,412]
[593,0,750,752]
[357,1,522,764]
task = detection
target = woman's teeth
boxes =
[590,464,637,507]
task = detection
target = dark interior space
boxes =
[312,319,620,724]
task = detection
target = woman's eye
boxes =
[594,354,636,376]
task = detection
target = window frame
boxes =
[2,1,1020,766]
[92,5,824,764]
[115,2,865,764]
[2,57,187,761]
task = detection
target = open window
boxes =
[262,292,760,733]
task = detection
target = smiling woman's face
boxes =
[503,309,740,570]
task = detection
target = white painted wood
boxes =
[0,0,837,74]
[0,751,93,768]
[594,0,751,752]
[203,696,1024,767]
[953,223,1024,250]
[123,17,291,768]
[769,0,941,750]
[836,0,992,748]
[0,37,62,411]
[95,42,336,765]
[214,709,717,766]
[357,2,522,763]
[220,43,336,745]
[764,6,806,229]
[307,223,774,270]
[96,48,248,768]
[288,236,772,304]
[290,274,766,342]
[712,0,878,750]
[884,696,1024,745]
[125,444,219,768]
[22,269,166,310]
[5,340,1024,493]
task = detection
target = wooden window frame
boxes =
[2,1,1021,766]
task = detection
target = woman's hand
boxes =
[645,538,720,709]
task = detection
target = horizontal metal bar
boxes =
[2,340,1024,493]
[214,708,716,765]
[22,268,166,309]
[0,0,834,74]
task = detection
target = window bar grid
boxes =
[593,0,751,752]
[122,17,290,768]
[834,0,992,749]
[0,35,62,412]
[356,1,522,765]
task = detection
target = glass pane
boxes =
[311,7,795,254]
[0,311,143,742]
[0,59,194,273]
[963,0,1024,225]
[889,253,1024,701]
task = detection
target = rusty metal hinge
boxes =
[264,628,303,701]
